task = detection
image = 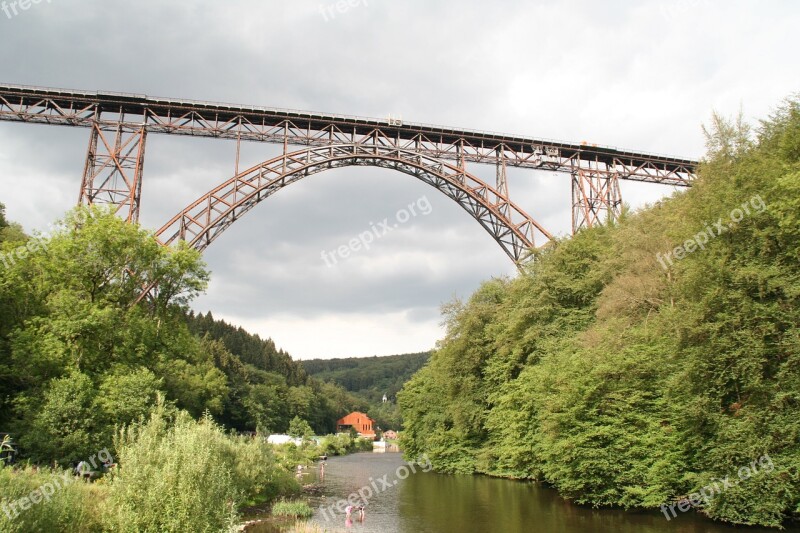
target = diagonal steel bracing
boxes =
[571,161,622,233]
[80,121,147,223]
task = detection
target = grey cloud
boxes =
[1,0,797,356]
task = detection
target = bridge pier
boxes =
[571,163,622,233]
[496,148,510,218]
[79,120,147,223]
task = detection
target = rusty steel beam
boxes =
[0,84,698,186]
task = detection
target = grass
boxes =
[272,499,314,519]
[0,466,107,533]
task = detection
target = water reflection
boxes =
[250,452,797,533]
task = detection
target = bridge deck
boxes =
[0,83,696,186]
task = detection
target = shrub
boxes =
[107,408,239,532]
[319,434,372,456]
[228,434,300,505]
[105,400,302,532]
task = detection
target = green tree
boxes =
[96,366,161,429]
[287,416,314,440]
[18,371,100,465]
[1,207,212,463]
[244,383,288,434]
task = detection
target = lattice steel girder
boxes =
[156,144,553,265]
[571,163,622,233]
[0,84,698,186]
[79,122,147,223]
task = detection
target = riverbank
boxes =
[0,402,378,533]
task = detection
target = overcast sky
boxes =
[0,1,797,359]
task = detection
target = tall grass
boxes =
[0,404,304,532]
[0,466,106,533]
[271,499,313,519]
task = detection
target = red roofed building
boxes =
[336,411,376,438]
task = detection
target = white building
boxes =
[266,434,303,446]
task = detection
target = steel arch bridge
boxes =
[0,84,699,265]
[156,144,552,264]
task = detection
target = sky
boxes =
[0,0,797,359]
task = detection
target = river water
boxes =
[250,451,796,533]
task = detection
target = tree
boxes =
[18,370,100,465]
[288,416,314,440]
[96,366,162,429]
[244,383,288,434]
[0,201,26,245]
[702,109,752,161]
[1,206,214,462]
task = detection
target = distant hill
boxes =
[184,311,366,434]
[302,352,430,404]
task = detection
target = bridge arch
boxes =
[155,144,553,264]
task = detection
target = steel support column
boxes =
[79,120,147,222]
[571,162,621,233]
[496,148,510,218]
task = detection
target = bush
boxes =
[229,435,299,505]
[107,408,238,532]
[319,434,372,456]
[106,402,299,532]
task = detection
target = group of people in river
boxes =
[345,503,366,525]
[297,456,368,526]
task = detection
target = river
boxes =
[249,452,797,533]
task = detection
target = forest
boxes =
[302,352,429,403]
[0,206,362,468]
[184,311,366,435]
[302,351,429,432]
[398,100,800,527]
